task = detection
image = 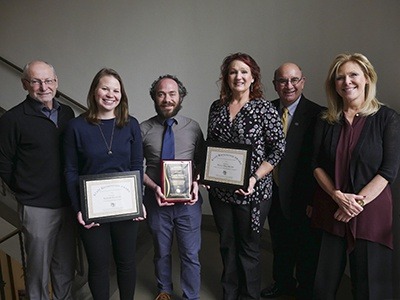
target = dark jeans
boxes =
[145,193,202,300]
[79,220,139,300]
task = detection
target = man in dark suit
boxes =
[261,63,323,299]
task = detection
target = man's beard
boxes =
[155,101,183,119]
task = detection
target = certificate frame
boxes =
[201,141,252,190]
[79,171,143,224]
[161,160,192,202]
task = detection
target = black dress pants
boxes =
[210,196,270,300]
[268,189,321,299]
[80,220,139,300]
[314,231,393,300]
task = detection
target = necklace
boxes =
[97,119,116,155]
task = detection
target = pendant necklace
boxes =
[97,119,116,155]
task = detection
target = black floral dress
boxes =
[207,98,285,231]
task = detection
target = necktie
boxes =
[273,107,289,185]
[281,106,289,136]
[161,118,175,159]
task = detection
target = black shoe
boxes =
[260,282,295,298]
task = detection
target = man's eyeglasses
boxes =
[274,77,303,86]
[24,78,57,87]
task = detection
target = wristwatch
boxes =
[251,173,260,181]
[356,199,365,207]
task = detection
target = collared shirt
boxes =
[30,97,60,126]
[279,95,301,129]
[140,114,205,185]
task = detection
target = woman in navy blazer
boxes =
[311,53,400,300]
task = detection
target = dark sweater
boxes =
[0,96,75,208]
[63,115,143,213]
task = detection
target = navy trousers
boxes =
[145,190,202,300]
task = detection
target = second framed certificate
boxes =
[201,141,252,190]
[161,160,193,202]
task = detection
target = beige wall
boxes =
[1,0,400,216]
[1,1,400,117]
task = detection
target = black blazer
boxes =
[312,105,400,193]
[311,106,400,248]
[273,95,324,219]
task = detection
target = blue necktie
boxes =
[161,118,175,159]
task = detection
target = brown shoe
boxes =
[155,292,171,300]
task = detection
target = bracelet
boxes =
[251,173,260,181]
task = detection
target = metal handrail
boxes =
[0,55,87,111]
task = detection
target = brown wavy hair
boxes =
[85,68,129,127]
[218,52,264,105]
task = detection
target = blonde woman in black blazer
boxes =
[312,53,400,300]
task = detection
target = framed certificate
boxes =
[161,160,192,202]
[79,171,143,224]
[201,141,252,190]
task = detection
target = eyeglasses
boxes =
[24,78,57,87]
[275,77,303,86]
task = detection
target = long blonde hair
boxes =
[323,53,382,124]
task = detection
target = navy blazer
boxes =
[272,95,324,219]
